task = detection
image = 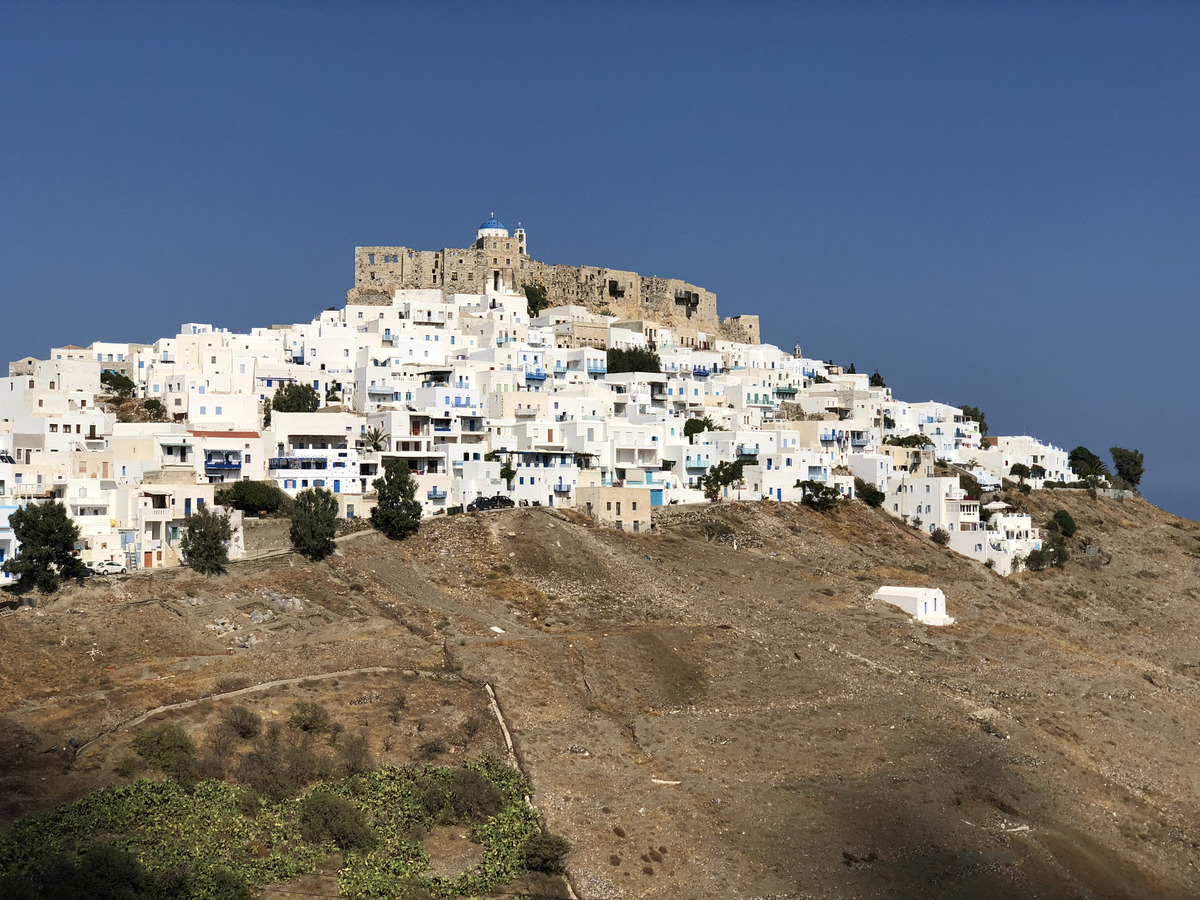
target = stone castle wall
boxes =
[349,241,758,343]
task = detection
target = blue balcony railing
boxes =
[427,488,447,499]
[553,480,571,492]
[525,369,547,380]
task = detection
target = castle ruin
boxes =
[347,216,760,345]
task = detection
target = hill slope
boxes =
[2,492,1199,899]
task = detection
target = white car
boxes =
[91,560,128,576]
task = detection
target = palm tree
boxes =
[363,426,390,452]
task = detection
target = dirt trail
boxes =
[2,494,1198,899]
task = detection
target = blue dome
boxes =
[479,216,506,231]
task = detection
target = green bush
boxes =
[1052,509,1077,538]
[299,792,377,851]
[606,347,660,374]
[931,527,951,545]
[222,706,262,740]
[289,701,332,735]
[1024,548,1049,571]
[853,477,885,508]
[215,481,288,516]
[134,723,195,771]
[798,481,843,512]
[523,833,571,874]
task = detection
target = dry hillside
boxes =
[2,490,1199,899]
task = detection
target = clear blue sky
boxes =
[2,2,1197,518]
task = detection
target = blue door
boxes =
[650,489,663,507]
[184,498,191,516]
[334,480,341,493]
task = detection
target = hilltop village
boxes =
[2,217,1069,582]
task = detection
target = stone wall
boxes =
[349,241,758,344]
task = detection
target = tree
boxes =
[270,382,320,415]
[606,346,661,374]
[1008,463,1031,484]
[959,405,988,436]
[1,500,86,593]
[701,460,746,501]
[1069,446,1109,480]
[684,416,718,440]
[215,481,288,516]
[180,506,231,575]
[798,480,843,512]
[371,459,422,539]
[522,281,549,319]
[846,362,857,374]
[143,397,166,420]
[1052,509,1077,538]
[931,527,951,545]
[100,370,135,399]
[291,488,338,561]
[854,477,885,508]
[363,426,390,452]
[883,434,932,449]
[959,473,981,500]
[870,370,886,388]
[1110,447,1144,489]
[499,458,517,490]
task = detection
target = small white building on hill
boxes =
[873,586,956,626]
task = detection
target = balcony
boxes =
[693,366,711,377]
[851,437,869,448]
[427,488,448,500]
[819,432,837,442]
[433,424,453,433]
[736,444,759,458]
[525,369,547,381]
[585,363,607,374]
[141,507,173,521]
[269,458,328,471]
[205,455,242,470]
[773,385,798,396]
[685,456,712,469]
[553,480,572,493]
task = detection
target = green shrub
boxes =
[215,481,288,516]
[523,833,571,874]
[853,477,885,508]
[1052,509,1077,538]
[931,527,951,546]
[289,701,332,735]
[134,723,195,771]
[1024,548,1049,572]
[299,792,377,851]
[222,706,262,740]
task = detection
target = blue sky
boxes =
[2,2,1197,518]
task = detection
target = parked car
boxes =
[466,496,494,513]
[491,495,515,509]
[91,560,128,576]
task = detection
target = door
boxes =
[144,552,152,569]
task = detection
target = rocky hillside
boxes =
[2,491,1198,899]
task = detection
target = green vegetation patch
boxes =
[0,755,550,900]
